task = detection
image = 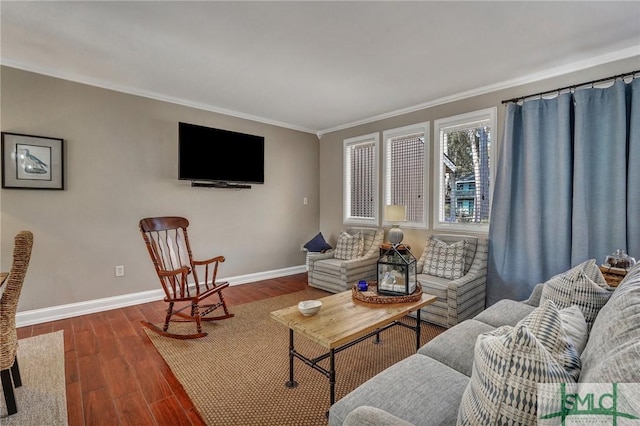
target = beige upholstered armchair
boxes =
[415,233,488,328]
[308,227,384,293]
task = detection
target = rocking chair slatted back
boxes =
[140,218,194,300]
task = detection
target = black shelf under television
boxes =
[190,181,251,189]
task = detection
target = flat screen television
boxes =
[178,122,264,186]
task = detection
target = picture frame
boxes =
[1,132,64,190]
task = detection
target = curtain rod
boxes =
[501,69,640,104]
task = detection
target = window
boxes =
[433,107,496,231]
[382,122,429,229]
[344,133,379,226]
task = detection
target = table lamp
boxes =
[385,204,407,245]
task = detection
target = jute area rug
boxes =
[145,288,445,425]
[0,330,68,425]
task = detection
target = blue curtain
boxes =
[487,78,640,305]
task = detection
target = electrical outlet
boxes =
[115,265,125,277]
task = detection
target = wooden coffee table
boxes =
[270,290,436,408]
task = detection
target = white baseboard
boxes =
[16,265,306,327]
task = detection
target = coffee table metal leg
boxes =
[329,348,336,405]
[416,308,422,350]
[286,328,298,388]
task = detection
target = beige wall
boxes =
[318,56,640,259]
[0,66,320,311]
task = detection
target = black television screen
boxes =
[178,122,264,184]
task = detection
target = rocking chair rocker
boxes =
[139,217,234,339]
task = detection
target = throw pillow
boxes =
[540,259,614,332]
[559,305,588,356]
[303,232,332,252]
[457,300,581,425]
[334,231,364,260]
[423,237,467,279]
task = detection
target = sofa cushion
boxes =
[540,258,614,332]
[457,300,580,425]
[313,258,344,275]
[343,406,414,426]
[416,274,449,301]
[418,319,495,377]
[329,354,470,426]
[303,232,332,252]
[334,231,364,260]
[579,262,640,383]
[473,299,536,328]
[422,237,468,279]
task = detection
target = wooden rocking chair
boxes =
[139,217,234,339]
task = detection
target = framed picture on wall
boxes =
[1,132,64,190]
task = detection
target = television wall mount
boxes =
[190,181,251,189]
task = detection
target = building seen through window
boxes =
[439,115,492,226]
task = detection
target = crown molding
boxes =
[3,44,638,140]
[317,45,640,138]
[0,58,317,135]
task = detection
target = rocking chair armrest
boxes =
[201,280,231,297]
[157,266,190,277]
[192,255,226,266]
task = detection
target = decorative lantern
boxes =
[604,249,637,271]
[377,244,417,296]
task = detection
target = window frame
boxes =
[433,107,497,233]
[382,122,430,230]
[343,132,380,226]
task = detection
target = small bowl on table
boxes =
[298,300,322,316]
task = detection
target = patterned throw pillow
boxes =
[457,300,581,425]
[334,231,364,260]
[423,237,467,279]
[540,259,613,332]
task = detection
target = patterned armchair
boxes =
[415,233,488,328]
[308,227,384,293]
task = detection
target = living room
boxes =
[1,1,640,425]
[1,1,638,322]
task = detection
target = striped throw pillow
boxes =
[423,237,467,279]
[457,300,581,425]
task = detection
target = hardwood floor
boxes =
[16,273,310,425]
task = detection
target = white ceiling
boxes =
[1,1,639,135]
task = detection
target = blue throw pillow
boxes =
[304,232,332,252]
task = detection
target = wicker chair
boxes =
[1,231,34,416]
[415,234,488,328]
[139,217,234,339]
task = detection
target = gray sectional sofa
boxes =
[329,261,640,425]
